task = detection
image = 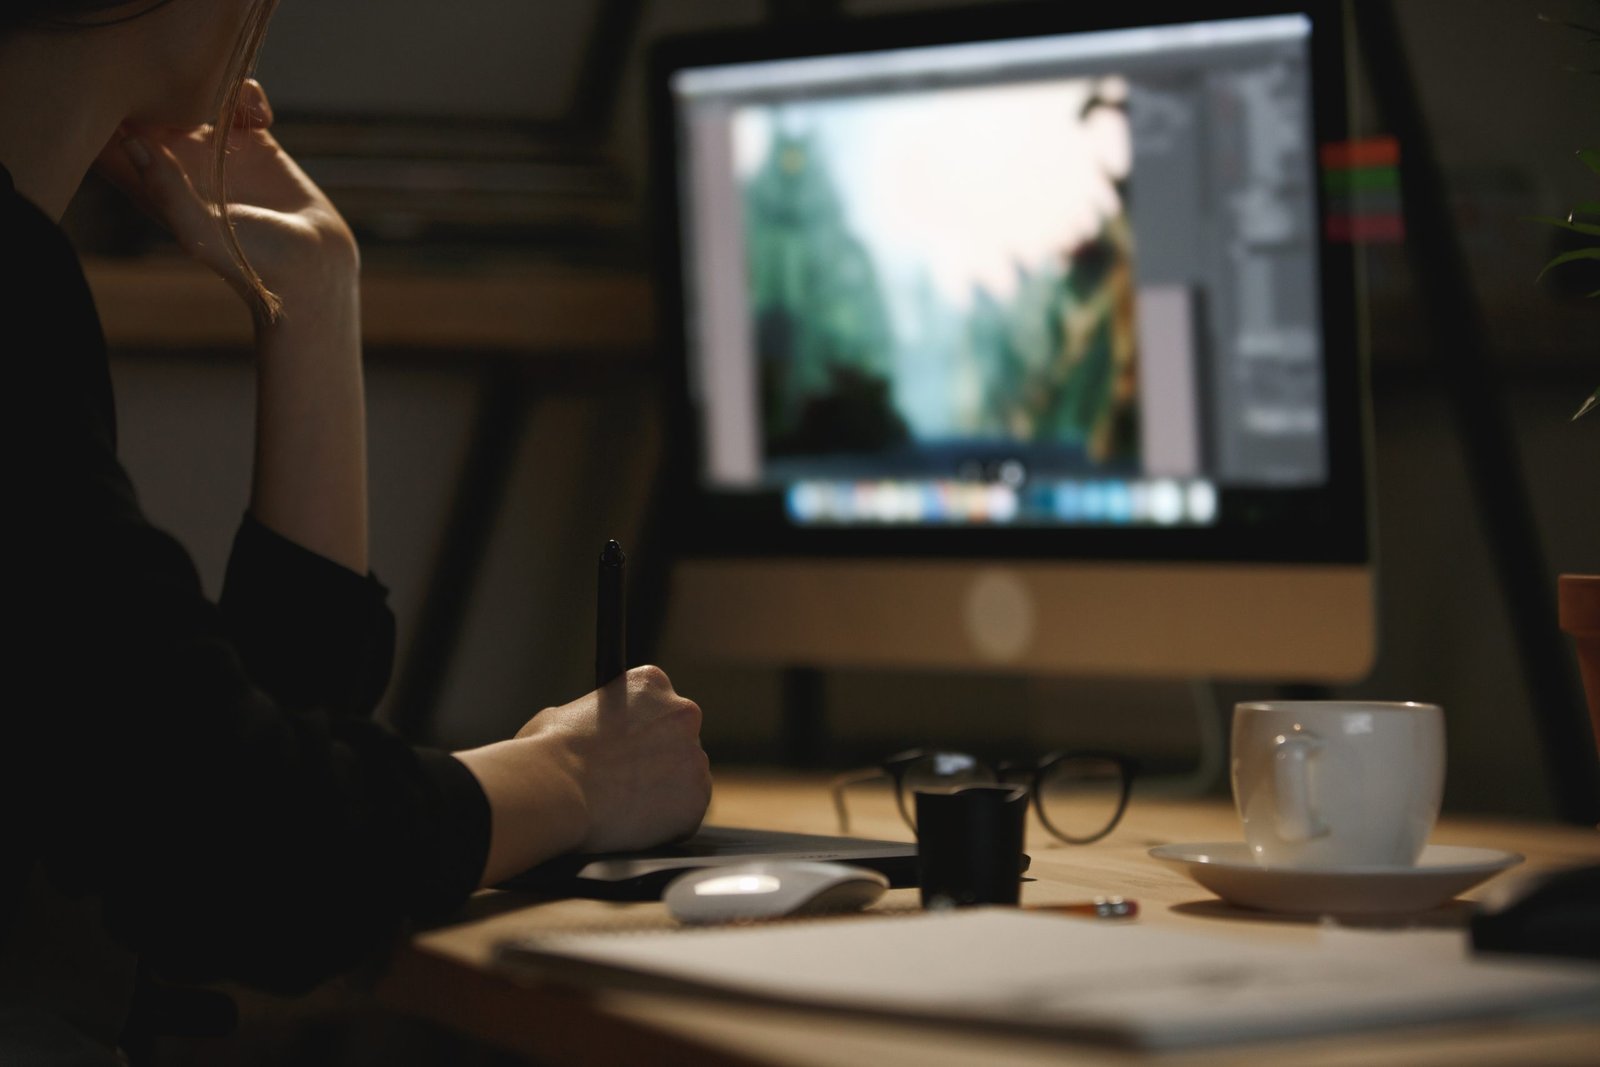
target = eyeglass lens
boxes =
[897,752,997,828]
[1035,755,1127,843]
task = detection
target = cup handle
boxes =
[1272,731,1328,843]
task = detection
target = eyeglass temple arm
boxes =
[827,767,889,834]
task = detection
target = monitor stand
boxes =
[772,666,1237,800]
[1137,679,1228,799]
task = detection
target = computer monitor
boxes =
[650,1,1374,681]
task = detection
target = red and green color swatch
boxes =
[1321,137,1403,243]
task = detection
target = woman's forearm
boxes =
[248,262,369,575]
[454,738,589,887]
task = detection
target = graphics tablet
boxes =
[498,825,922,901]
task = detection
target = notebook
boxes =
[494,909,1600,1049]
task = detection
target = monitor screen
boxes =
[650,2,1373,679]
[657,4,1366,563]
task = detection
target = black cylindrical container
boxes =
[915,785,1028,909]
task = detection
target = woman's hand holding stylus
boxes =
[457,666,713,887]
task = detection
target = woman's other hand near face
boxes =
[93,78,356,311]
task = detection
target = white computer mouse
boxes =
[662,861,889,924]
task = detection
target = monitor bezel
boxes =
[648,0,1369,566]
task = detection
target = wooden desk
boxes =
[380,773,1600,1067]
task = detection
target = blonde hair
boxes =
[210,0,282,323]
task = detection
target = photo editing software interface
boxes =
[673,14,1329,532]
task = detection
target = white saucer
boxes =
[1148,842,1523,915]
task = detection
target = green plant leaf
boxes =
[1537,246,1600,281]
[1574,388,1599,421]
[1526,214,1600,236]
[1580,147,1600,175]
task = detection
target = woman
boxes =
[0,1,711,1061]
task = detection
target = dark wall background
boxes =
[94,0,1599,820]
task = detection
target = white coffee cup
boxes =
[1231,701,1445,868]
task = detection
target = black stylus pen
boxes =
[595,539,627,688]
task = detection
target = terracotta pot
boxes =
[1559,574,1600,758]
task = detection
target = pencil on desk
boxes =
[1025,897,1138,919]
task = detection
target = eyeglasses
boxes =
[830,748,1137,845]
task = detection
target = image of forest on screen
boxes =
[735,76,1143,478]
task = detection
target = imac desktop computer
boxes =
[650,1,1374,682]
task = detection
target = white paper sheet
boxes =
[496,909,1600,1049]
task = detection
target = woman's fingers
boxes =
[112,133,233,276]
[90,85,354,301]
[234,78,275,131]
[92,131,148,203]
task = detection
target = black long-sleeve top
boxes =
[1,162,491,1003]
